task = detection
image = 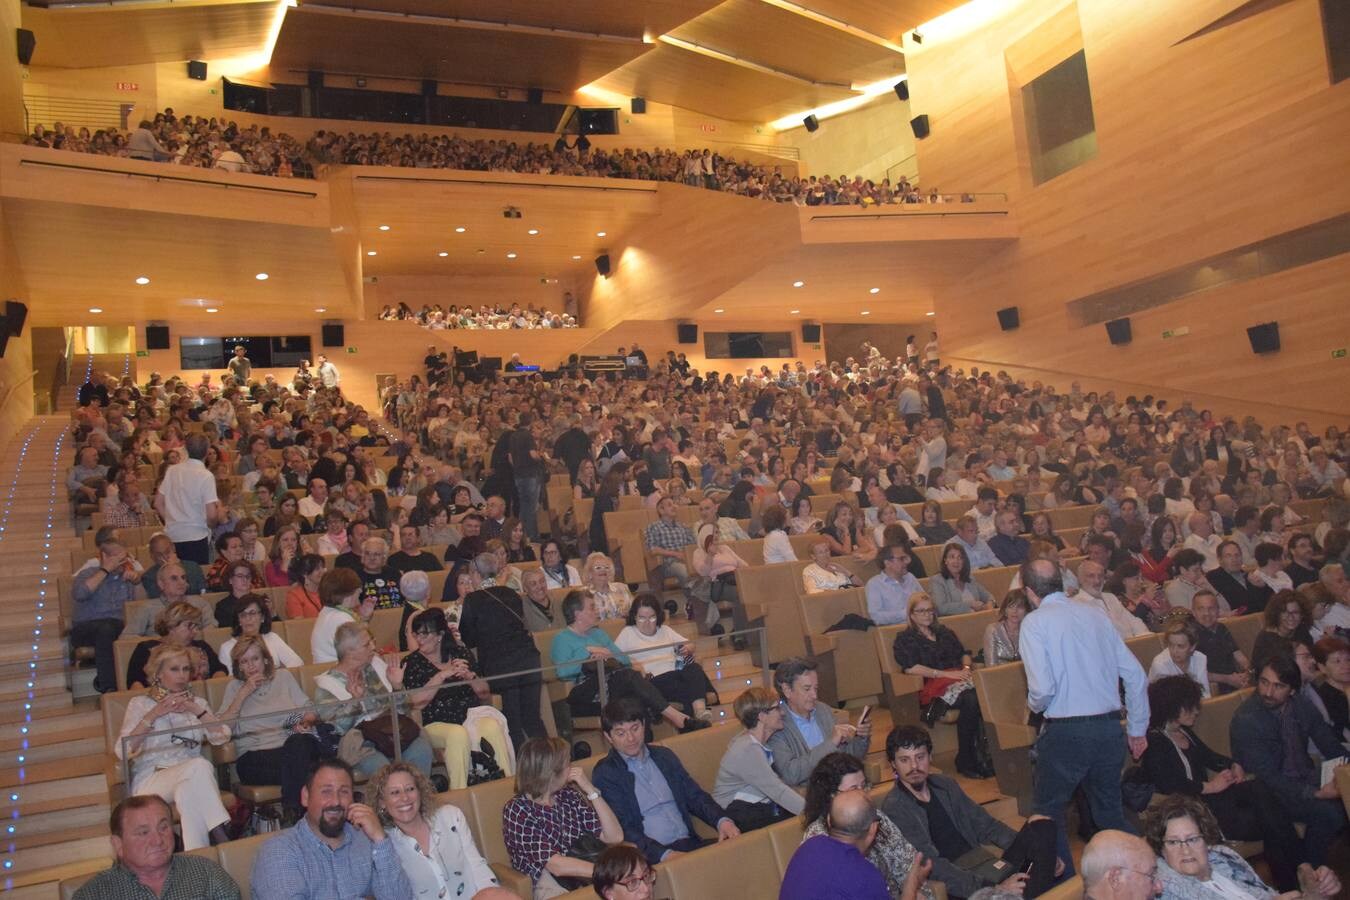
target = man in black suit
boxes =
[1206,539,1270,615]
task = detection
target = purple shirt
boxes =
[778,834,890,900]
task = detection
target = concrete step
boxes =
[0,709,101,747]
[4,835,112,876]
[0,753,106,787]
[9,799,111,842]
[3,772,108,817]
[9,821,108,853]
[0,693,76,724]
[0,735,104,768]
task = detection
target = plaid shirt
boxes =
[502,787,602,880]
[73,855,240,900]
[644,518,694,552]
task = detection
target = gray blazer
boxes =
[879,775,1016,897]
[928,576,994,617]
[765,700,868,786]
[712,731,805,814]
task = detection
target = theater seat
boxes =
[216,832,281,900]
[1038,875,1083,900]
[663,828,779,900]
[654,721,738,792]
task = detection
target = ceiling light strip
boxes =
[754,0,905,53]
[657,34,852,88]
[299,4,645,44]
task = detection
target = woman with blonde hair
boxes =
[125,600,227,689]
[582,552,632,620]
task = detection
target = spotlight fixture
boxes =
[571,255,582,260]
[790,309,800,314]
[596,231,607,237]
[378,224,390,231]
[792,281,804,288]
[135,276,150,285]
[366,251,377,256]
[206,307,219,313]
[438,251,448,257]
[314,307,327,312]
[926,311,935,316]
[88,307,103,314]
[455,226,467,233]
[527,228,539,235]
[861,310,871,316]
[714,308,725,313]
[869,287,880,294]
[506,252,517,259]
[255,273,269,280]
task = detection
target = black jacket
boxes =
[1205,567,1271,615]
[457,586,539,674]
[879,775,1015,897]
[591,745,727,863]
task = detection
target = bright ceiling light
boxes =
[135,276,150,285]
[572,254,582,260]
[206,307,219,313]
[792,281,805,288]
[454,226,466,233]
[255,273,269,280]
[366,251,377,256]
[714,308,725,313]
[926,311,936,316]
[88,307,103,314]
[790,309,800,314]
[861,310,871,316]
[770,74,907,131]
[527,228,540,235]
[506,252,517,259]
[869,287,880,294]
[438,251,449,257]
[314,307,327,312]
[378,225,390,231]
[596,231,607,237]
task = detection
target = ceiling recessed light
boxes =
[527,228,539,235]
[206,307,219,313]
[366,250,377,256]
[378,224,390,231]
[792,281,804,288]
[926,311,935,316]
[571,255,582,260]
[255,273,269,280]
[438,251,449,257]
[869,287,880,294]
[596,231,606,237]
[790,309,800,314]
[314,307,327,313]
[454,226,466,233]
[861,310,871,316]
[135,276,150,285]
[714,308,725,313]
[88,307,103,314]
[506,252,517,259]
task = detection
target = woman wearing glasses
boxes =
[125,601,227,689]
[216,594,303,675]
[1143,794,1340,900]
[614,593,717,722]
[592,844,658,900]
[115,643,233,848]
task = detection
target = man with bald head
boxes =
[121,562,216,637]
[1075,560,1149,640]
[1181,512,1222,570]
[141,534,207,599]
[780,790,909,900]
[1080,830,1159,900]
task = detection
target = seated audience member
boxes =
[519,568,559,632]
[583,551,635,620]
[251,759,413,900]
[1165,549,1229,615]
[388,523,444,573]
[502,736,623,897]
[446,511,486,562]
[1148,619,1211,698]
[1285,533,1320,589]
[761,504,799,564]
[644,496,696,590]
[72,528,141,692]
[803,538,862,593]
[368,762,501,899]
[1312,636,1350,742]
[987,509,1030,567]
[1181,512,1223,570]
[125,601,227,689]
[819,501,877,561]
[766,657,870,786]
[880,724,1060,898]
[866,544,924,625]
[1250,590,1312,674]
[1249,540,1293,594]
[285,552,326,619]
[590,844,659,900]
[217,594,303,673]
[1190,591,1251,694]
[313,624,436,781]
[1229,655,1350,868]
[403,608,510,789]
[915,500,957,546]
[591,696,740,863]
[1140,675,1303,890]
[1139,517,1182,585]
[1075,560,1149,640]
[205,532,260,592]
[539,539,582,588]
[615,593,717,721]
[1143,794,1341,900]
[966,487,1000,540]
[1205,539,1267,615]
[311,567,373,665]
[713,686,804,831]
[297,476,329,521]
[141,533,208,598]
[215,559,267,631]
[780,791,921,900]
[984,590,1030,666]
[122,562,216,637]
[551,589,707,733]
[356,536,404,610]
[1078,830,1160,900]
[945,515,1000,570]
[1317,564,1350,636]
[802,752,934,900]
[893,593,992,778]
[264,525,302,587]
[929,542,995,616]
[73,796,241,900]
[116,645,232,849]
[219,636,328,819]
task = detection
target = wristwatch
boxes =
[586,790,601,802]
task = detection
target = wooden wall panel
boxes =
[0,164,36,458]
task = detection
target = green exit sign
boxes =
[135,350,149,357]
[346,346,358,354]
[1334,348,1347,359]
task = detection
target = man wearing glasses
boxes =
[1079,831,1160,900]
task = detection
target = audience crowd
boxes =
[379,301,578,331]
[63,337,1350,899]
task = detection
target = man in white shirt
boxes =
[316,354,340,389]
[1318,564,1350,636]
[1181,512,1222,570]
[1075,561,1148,640]
[153,434,220,565]
[298,477,329,520]
[1230,505,1261,565]
[966,487,999,541]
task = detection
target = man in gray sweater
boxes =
[765,657,870,786]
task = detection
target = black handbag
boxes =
[553,832,610,891]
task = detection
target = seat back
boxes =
[663,827,779,900]
[736,561,810,663]
[369,607,402,650]
[113,636,157,691]
[1223,613,1263,661]
[1123,633,1164,673]
[766,814,807,876]
[1193,688,1252,757]
[216,831,281,900]
[285,617,317,664]
[654,721,740,791]
[972,662,1035,750]
[602,508,656,580]
[796,586,881,702]
[467,775,522,869]
[942,608,997,656]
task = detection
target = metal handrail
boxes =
[119,626,771,787]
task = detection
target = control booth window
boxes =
[703,332,795,359]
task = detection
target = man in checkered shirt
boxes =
[644,497,696,594]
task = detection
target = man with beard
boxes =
[251,759,410,899]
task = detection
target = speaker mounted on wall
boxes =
[803,114,819,133]
[894,80,909,101]
[421,79,437,97]
[1246,321,1281,354]
[676,323,698,344]
[187,60,207,81]
[5,301,27,337]
[910,114,930,139]
[527,87,544,104]
[321,323,345,348]
[145,324,170,351]
[17,28,35,66]
[307,69,324,90]
[1105,317,1132,345]
[594,254,611,278]
[996,307,1020,331]
[802,323,822,343]
[630,97,646,114]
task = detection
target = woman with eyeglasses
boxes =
[713,686,803,832]
[582,552,633,621]
[592,844,658,900]
[216,559,270,632]
[125,601,227,690]
[1143,794,1339,900]
[615,593,717,722]
[801,752,933,900]
[539,540,581,589]
[116,643,233,848]
[217,594,303,675]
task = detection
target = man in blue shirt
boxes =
[591,697,740,863]
[945,516,1000,570]
[781,791,925,900]
[767,657,871,786]
[251,759,411,900]
[1019,559,1149,874]
[866,545,923,625]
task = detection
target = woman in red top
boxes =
[1137,516,1181,584]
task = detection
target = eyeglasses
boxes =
[1162,834,1205,850]
[169,733,201,750]
[239,608,263,618]
[911,607,935,615]
[617,870,658,890]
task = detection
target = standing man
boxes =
[154,433,221,566]
[316,353,340,390]
[227,344,252,386]
[1019,559,1149,869]
[508,412,544,542]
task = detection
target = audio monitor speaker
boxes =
[17,28,35,66]
[527,87,543,104]
[0,326,9,358]
[894,81,909,101]
[802,323,822,343]
[1105,318,1132,345]
[187,60,207,81]
[996,307,1020,331]
[145,325,170,351]
[910,114,930,139]
[630,97,646,114]
[677,323,698,344]
[803,115,819,132]
[1246,321,1280,354]
[594,254,611,278]
[5,301,27,336]
[307,70,323,90]
[321,323,345,347]
[421,79,437,97]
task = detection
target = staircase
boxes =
[0,417,114,897]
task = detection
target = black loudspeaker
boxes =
[894,81,909,101]
[321,323,345,347]
[527,87,543,104]
[1246,321,1281,354]
[307,70,324,90]
[910,114,930,139]
[996,307,1020,331]
[145,325,170,351]
[0,324,9,358]
[802,323,822,343]
[1105,318,1132,345]
[803,115,819,132]
[187,60,207,81]
[5,301,27,336]
[16,28,35,66]
[594,254,611,278]
[677,323,698,344]
[421,79,437,97]
[630,97,646,114]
